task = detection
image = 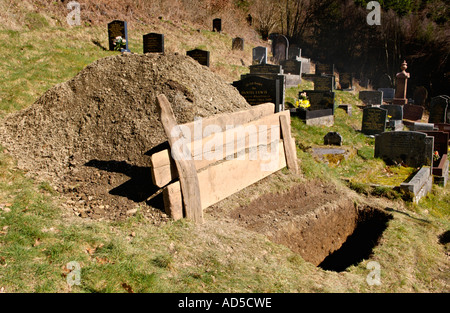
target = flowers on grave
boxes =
[433,151,440,162]
[296,92,310,109]
[113,36,127,51]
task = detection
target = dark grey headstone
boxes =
[380,104,403,120]
[303,90,335,112]
[359,91,383,106]
[143,33,164,54]
[324,132,343,146]
[377,74,392,88]
[339,73,353,90]
[280,59,302,75]
[428,96,448,124]
[403,104,424,121]
[378,88,395,101]
[288,44,301,60]
[108,20,129,51]
[315,63,334,75]
[413,86,428,106]
[252,46,268,65]
[361,107,387,135]
[232,37,244,50]
[314,75,334,91]
[273,35,289,63]
[232,75,283,113]
[213,18,221,32]
[187,49,210,67]
[375,131,434,167]
[249,64,282,75]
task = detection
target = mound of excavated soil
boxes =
[0,53,250,221]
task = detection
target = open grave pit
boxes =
[228,181,393,271]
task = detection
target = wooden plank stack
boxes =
[154,94,298,223]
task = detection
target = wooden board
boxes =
[162,140,287,214]
[151,110,290,187]
[156,94,203,223]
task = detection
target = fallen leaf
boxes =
[32,238,41,247]
[95,257,110,264]
[121,283,134,293]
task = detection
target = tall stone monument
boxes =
[393,60,410,105]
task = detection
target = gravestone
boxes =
[422,131,448,162]
[304,90,335,112]
[249,64,282,75]
[252,46,268,65]
[428,96,448,124]
[378,74,392,88]
[359,91,383,106]
[232,37,244,51]
[316,63,334,75]
[314,75,334,91]
[381,104,404,131]
[435,123,450,145]
[410,122,435,132]
[375,131,434,167]
[403,104,424,121]
[339,73,353,90]
[393,60,410,105]
[245,63,285,110]
[378,88,395,102]
[413,86,428,106]
[213,18,222,32]
[299,57,311,74]
[324,132,343,146]
[232,75,283,113]
[108,20,129,51]
[422,131,449,185]
[280,59,302,75]
[288,44,301,60]
[361,107,387,135]
[143,33,164,54]
[380,104,403,120]
[273,35,289,63]
[187,49,210,67]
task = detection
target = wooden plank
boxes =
[151,110,289,187]
[163,140,287,212]
[162,182,183,220]
[279,114,298,174]
[182,102,275,134]
[156,94,203,223]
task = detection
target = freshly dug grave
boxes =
[229,181,393,270]
[0,53,250,221]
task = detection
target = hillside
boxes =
[0,0,448,296]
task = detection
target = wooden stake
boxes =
[279,114,298,174]
[156,94,203,223]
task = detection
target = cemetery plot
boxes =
[374,131,434,202]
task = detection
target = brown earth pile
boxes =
[0,52,250,221]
